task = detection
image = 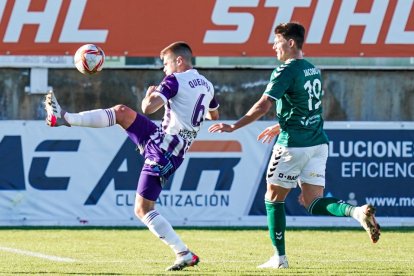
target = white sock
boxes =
[141,210,187,254]
[64,108,115,127]
[350,206,361,220]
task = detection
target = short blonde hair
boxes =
[160,41,193,63]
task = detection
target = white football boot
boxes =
[257,255,288,269]
[44,91,70,127]
[165,251,200,271]
[355,204,381,243]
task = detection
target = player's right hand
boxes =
[145,86,157,97]
[208,123,235,133]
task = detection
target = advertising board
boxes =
[1,121,413,227]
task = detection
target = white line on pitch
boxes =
[0,246,76,263]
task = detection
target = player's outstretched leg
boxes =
[44,91,70,127]
[257,255,288,269]
[355,204,381,243]
[165,251,200,271]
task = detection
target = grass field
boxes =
[0,227,413,275]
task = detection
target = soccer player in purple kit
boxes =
[44,41,219,271]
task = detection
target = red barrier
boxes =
[0,0,412,57]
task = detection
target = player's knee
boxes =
[134,203,153,219]
[298,192,306,207]
[302,194,319,209]
[112,104,134,126]
[113,104,128,117]
[134,205,146,219]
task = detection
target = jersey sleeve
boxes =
[209,97,219,111]
[153,74,179,102]
[263,64,293,100]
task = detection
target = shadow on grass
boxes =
[0,226,413,232]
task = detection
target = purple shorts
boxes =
[125,113,183,201]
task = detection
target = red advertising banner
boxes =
[0,0,413,57]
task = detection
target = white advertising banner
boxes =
[1,121,413,227]
[0,120,273,226]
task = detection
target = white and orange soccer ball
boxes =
[74,44,105,75]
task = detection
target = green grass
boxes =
[0,227,413,275]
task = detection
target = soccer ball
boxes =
[74,44,105,75]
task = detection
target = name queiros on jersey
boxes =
[188,78,211,92]
[329,140,414,178]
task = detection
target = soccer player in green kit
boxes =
[208,22,380,269]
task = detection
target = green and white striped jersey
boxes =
[264,59,329,147]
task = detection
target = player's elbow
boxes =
[141,105,151,114]
[141,103,150,114]
[142,95,164,114]
[141,100,162,114]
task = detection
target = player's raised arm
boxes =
[141,86,165,114]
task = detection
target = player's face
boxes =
[273,34,292,62]
[162,53,178,75]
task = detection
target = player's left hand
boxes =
[257,124,280,143]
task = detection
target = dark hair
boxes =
[160,41,193,63]
[274,22,305,49]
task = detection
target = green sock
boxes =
[308,197,355,217]
[265,200,286,256]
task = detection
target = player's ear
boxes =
[176,56,183,65]
[288,39,295,48]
